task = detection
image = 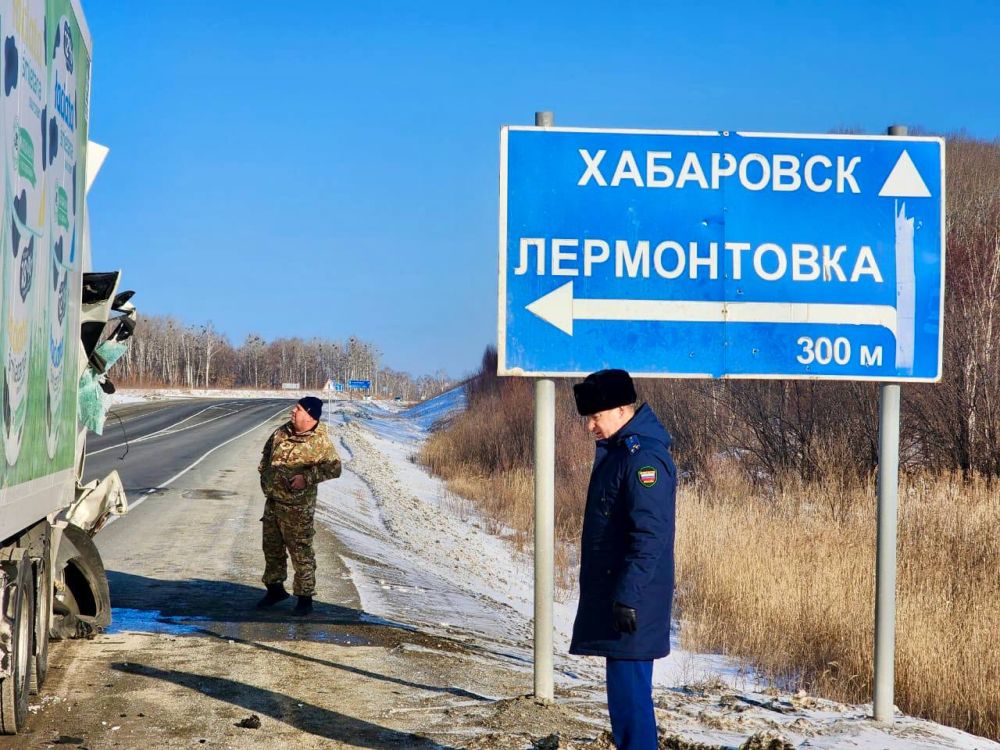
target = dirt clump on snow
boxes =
[455,696,613,749]
[655,728,793,750]
[658,733,726,749]
[481,696,577,731]
[738,730,795,750]
[461,728,616,750]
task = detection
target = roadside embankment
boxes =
[420,357,1000,742]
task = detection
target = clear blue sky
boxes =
[84,0,1000,378]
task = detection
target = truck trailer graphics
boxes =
[0,0,134,735]
[1,0,89,483]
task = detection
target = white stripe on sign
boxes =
[527,281,897,338]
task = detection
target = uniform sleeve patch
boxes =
[637,466,658,487]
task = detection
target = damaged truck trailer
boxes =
[0,0,137,733]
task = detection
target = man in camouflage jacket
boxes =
[256,396,341,616]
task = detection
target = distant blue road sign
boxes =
[334,382,344,392]
[348,379,371,389]
[499,127,944,381]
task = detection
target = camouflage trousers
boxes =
[261,495,317,596]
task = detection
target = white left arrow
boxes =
[526,282,898,337]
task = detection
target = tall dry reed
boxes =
[421,357,593,546]
[676,464,1000,740]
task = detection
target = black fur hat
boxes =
[298,396,323,421]
[573,369,637,416]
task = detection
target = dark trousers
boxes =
[606,658,656,750]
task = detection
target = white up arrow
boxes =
[526,281,898,337]
[878,150,931,198]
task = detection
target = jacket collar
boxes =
[283,420,321,438]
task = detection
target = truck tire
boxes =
[51,525,111,639]
[0,550,36,734]
[31,549,52,693]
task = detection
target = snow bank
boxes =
[401,385,467,430]
[314,388,1000,749]
[320,388,754,691]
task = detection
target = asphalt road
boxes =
[84,398,295,493]
[11,397,597,748]
[10,397,504,748]
[88,396,368,639]
[84,396,375,642]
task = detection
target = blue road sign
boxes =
[334,382,344,392]
[499,127,945,381]
[348,379,371,389]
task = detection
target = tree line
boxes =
[112,318,454,401]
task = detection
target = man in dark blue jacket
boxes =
[570,369,677,750]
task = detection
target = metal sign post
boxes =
[533,377,555,700]
[532,110,556,702]
[873,123,908,723]
[875,381,900,721]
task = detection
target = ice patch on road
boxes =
[107,608,208,635]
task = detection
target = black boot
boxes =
[292,595,313,617]
[256,583,290,609]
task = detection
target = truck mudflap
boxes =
[50,525,111,640]
[65,471,129,537]
[46,473,128,640]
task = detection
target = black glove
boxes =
[612,602,637,634]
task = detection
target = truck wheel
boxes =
[0,550,36,734]
[31,551,52,693]
[51,524,111,640]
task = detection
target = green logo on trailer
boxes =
[15,127,37,187]
[56,188,69,229]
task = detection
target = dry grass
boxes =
[421,364,593,591]
[678,465,1000,740]
[420,377,1000,740]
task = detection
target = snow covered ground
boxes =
[108,391,148,405]
[316,386,1000,750]
[110,385,999,748]
[320,388,753,692]
[111,387,347,403]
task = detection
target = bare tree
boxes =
[115,315,454,400]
